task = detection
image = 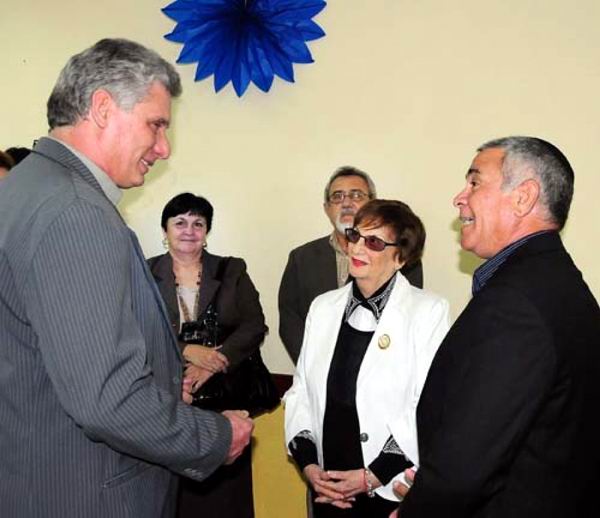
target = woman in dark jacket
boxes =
[148,192,266,518]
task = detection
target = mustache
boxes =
[339,208,356,217]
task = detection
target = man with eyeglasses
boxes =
[278,166,424,364]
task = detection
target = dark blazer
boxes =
[278,235,424,363]
[147,251,267,368]
[402,232,600,518]
[0,138,232,518]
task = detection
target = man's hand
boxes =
[388,468,416,518]
[304,465,353,509]
[183,344,229,373]
[222,410,253,465]
[392,467,416,500]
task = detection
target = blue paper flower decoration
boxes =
[162,0,327,97]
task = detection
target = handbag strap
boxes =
[199,257,231,347]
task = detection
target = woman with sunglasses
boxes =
[284,199,450,517]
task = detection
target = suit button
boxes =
[172,376,180,385]
[359,433,369,442]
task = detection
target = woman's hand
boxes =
[303,465,353,509]
[184,364,215,392]
[325,468,381,499]
[183,344,229,373]
[181,377,193,405]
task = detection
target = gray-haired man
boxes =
[0,38,252,518]
[278,166,424,364]
[395,137,600,518]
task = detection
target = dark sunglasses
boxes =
[345,228,398,252]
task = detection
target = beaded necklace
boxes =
[175,265,203,322]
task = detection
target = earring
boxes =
[162,238,169,250]
[202,241,207,249]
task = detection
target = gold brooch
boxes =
[378,334,391,349]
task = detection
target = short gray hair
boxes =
[478,136,574,230]
[47,38,182,129]
[324,166,377,203]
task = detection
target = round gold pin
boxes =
[378,334,391,349]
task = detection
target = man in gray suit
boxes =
[278,166,424,363]
[0,38,252,518]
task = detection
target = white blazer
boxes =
[284,272,450,501]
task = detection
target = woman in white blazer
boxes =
[284,200,450,517]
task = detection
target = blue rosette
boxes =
[163,0,327,97]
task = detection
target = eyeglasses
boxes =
[328,190,369,204]
[345,228,398,252]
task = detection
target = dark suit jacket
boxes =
[402,232,600,518]
[278,235,424,363]
[0,138,232,518]
[147,251,267,368]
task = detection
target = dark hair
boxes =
[324,165,377,202]
[354,199,426,267]
[5,147,31,165]
[0,150,14,170]
[478,136,574,230]
[47,38,182,129]
[161,193,214,232]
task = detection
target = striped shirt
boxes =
[472,230,554,295]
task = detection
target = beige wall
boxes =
[3,1,600,515]
[3,2,599,376]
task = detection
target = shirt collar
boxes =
[329,231,347,256]
[47,136,122,206]
[345,272,397,323]
[472,230,554,295]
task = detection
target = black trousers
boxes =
[176,446,253,518]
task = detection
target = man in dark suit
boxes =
[0,39,252,518]
[278,166,424,363]
[396,137,600,518]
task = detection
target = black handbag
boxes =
[180,258,279,416]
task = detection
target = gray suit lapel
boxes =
[34,139,178,352]
[128,231,181,356]
[33,137,106,197]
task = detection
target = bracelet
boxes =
[364,468,376,498]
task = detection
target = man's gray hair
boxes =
[47,38,182,129]
[478,136,574,230]
[324,166,377,203]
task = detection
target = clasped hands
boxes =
[182,344,229,394]
[183,344,229,373]
[303,464,381,509]
[303,464,416,514]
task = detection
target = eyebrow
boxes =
[465,168,481,179]
[154,117,170,128]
